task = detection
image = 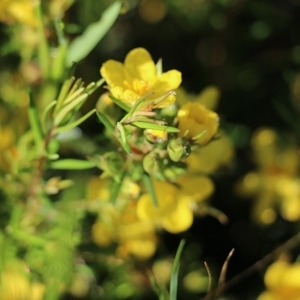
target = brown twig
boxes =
[200,231,300,300]
[203,261,213,300]
[215,248,235,298]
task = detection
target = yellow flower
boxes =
[258,260,300,300]
[185,131,234,174]
[87,176,157,259]
[236,127,300,224]
[136,180,192,233]
[176,85,220,109]
[136,176,214,234]
[177,101,219,144]
[100,48,182,108]
[0,0,37,27]
[0,261,45,300]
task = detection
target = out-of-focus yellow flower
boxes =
[0,0,37,27]
[137,176,214,233]
[0,261,45,300]
[100,48,182,108]
[88,176,157,259]
[176,85,220,109]
[186,131,234,174]
[236,127,300,224]
[258,260,300,300]
[177,101,219,144]
[47,0,73,18]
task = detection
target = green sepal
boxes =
[49,159,96,170]
[132,121,180,132]
[170,239,186,300]
[66,1,122,66]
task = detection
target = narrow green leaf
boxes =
[116,122,132,154]
[54,93,88,125]
[109,95,131,112]
[86,78,105,95]
[132,121,180,133]
[170,239,186,300]
[96,111,115,133]
[54,76,75,116]
[109,171,126,203]
[55,109,96,134]
[42,100,57,133]
[143,173,158,207]
[35,2,50,78]
[117,122,127,145]
[66,1,122,66]
[117,135,132,155]
[49,159,96,170]
[28,90,43,150]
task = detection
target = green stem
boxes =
[35,2,50,79]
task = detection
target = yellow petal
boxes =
[156,70,182,90]
[110,86,140,106]
[195,86,220,110]
[100,60,125,88]
[92,222,114,247]
[124,48,156,83]
[162,199,193,233]
[136,181,178,221]
[178,175,214,202]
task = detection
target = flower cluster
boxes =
[258,258,300,300]
[236,128,300,224]
[88,50,232,259]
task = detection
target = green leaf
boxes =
[28,90,43,151]
[115,127,131,154]
[109,95,131,112]
[55,109,96,134]
[54,93,88,125]
[42,100,57,133]
[66,1,122,66]
[49,159,96,170]
[54,76,76,116]
[132,121,180,133]
[96,111,115,133]
[143,173,158,207]
[170,239,186,300]
[109,171,126,203]
[116,122,132,154]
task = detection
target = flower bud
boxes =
[144,129,168,143]
[163,161,187,181]
[167,138,191,162]
[142,152,159,175]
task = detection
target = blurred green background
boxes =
[2,0,300,299]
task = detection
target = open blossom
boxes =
[136,176,214,234]
[177,101,219,144]
[100,47,182,108]
[236,128,300,224]
[258,259,300,300]
[87,176,157,259]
